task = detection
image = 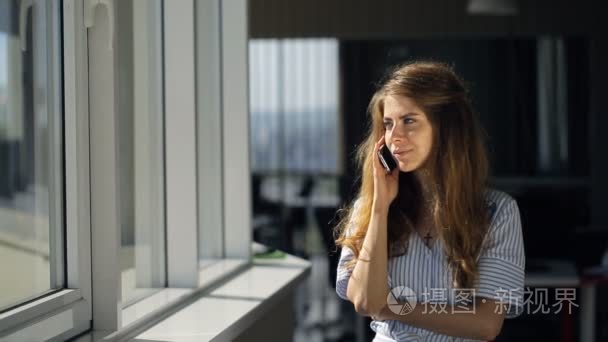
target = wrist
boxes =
[372,199,390,215]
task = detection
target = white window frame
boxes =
[164,0,199,288]
[86,0,122,331]
[196,0,251,263]
[164,0,253,288]
[220,0,252,259]
[0,0,93,340]
[86,0,252,335]
[196,0,224,263]
[88,0,254,332]
[1,0,252,338]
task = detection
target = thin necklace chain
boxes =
[419,204,436,247]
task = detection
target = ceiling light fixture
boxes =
[467,0,518,15]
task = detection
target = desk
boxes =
[525,259,579,287]
[257,177,341,253]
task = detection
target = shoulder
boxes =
[483,188,518,225]
[352,197,363,211]
[344,197,364,237]
[481,188,523,252]
[479,188,525,265]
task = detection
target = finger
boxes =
[372,145,384,173]
[372,140,380,166]
[373,136,385,156]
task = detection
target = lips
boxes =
[393,149,413,157]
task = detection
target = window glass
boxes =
[0,0,63,311]
[115,0,166,307]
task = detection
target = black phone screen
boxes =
[378,144,397,172]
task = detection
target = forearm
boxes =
[377,300,505,341]
[348,206,390,314]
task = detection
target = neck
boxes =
[414,167,435,204]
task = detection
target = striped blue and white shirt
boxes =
[336,189,525,342]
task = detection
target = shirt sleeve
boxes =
[475,196,526,318]
[336,244,355,301]
[335,200,361,301]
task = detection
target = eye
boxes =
[383,121,393,129]
[404,118,415,124]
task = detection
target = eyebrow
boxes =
[383,113,420,120]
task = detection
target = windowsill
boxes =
[198,258,249,288]
[0,289,82,334]
[122,288,193,327]
[73,244,310,341]
[121,258,248,327]
[133,251,310,341]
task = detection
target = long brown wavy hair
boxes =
[335,61,491,288]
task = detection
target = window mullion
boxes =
[164,0,199,288]
[64,0,93,317]
[221,0,251,259]
[87,0,122,330]
[195,0,224,263]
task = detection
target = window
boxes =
[1,1,92,340]
[249,39,340,174]
[248,39,342,252]
[1,0,250,339]
[0,0,64,312]
[195,0,251,271]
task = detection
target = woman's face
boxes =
[382,95,433,172]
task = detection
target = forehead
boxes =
[383,95,425,118]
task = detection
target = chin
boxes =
[398,162,419,173]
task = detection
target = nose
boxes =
[387,123,407,144]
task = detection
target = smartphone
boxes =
[378,144,398,173]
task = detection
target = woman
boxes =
[335,61,525,341]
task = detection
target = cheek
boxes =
[421,130,433,154]
[411,129,433,155]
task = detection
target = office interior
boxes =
[0,0,607,341]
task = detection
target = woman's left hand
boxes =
[372,305,391,321]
